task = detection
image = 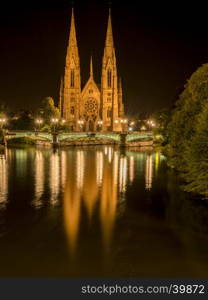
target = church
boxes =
[59,8,125,132]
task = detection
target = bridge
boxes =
[3,130,156,146]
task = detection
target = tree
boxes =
[166,63,208,197]
[38,97,60,125]
[150,108,172,145]
[166,64,208,171]
[10,110,34,130]
[182,101,208,198]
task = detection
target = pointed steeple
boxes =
[65,8,80,68]
[105,8,114,48]
[62,8,81,125]
[90,56,93,78]
[68,8,77,47]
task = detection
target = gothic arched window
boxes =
[107,108,112,118]
[107,69,112,88]
[70,106,75,115]
[70,69,75,87]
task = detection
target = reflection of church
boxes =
[59,8,125,132]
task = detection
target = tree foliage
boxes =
[38,97,60,125]
[166,64,208,197]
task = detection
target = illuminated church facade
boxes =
[59,9,125,132]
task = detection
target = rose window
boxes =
[84,98,98,115]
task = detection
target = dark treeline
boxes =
[163,64,208,199]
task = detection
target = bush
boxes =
[7,137,37,146]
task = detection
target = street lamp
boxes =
[0,117,7,129]
[120,118,128,131]
[77,120,84,131]
[97,120,103,126]
[51,118,59,132]
[35,118,43,131]
[141,126,146,131]
[97,120,103,131]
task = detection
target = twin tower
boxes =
[59,8,125,132]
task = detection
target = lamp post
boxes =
[0,117,7,146]
[97,120,103,131]
[121,118,128,132]
[77,120,84,131]
[114,119,128,132]
[146,119,156,131]
[0,117,7,129]
[61,119,66,125]
[35,118,43,132]
[51,118,59,133]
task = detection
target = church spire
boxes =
[90,56,93,78]
[62,8,81,125]
[68,8,77,47]
[105,8,114,48]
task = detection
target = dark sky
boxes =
[0,0,208,115]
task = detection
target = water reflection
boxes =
[0,151,8,208]
[50,151,60,205]
[129,155,135,184]
[0,147,159,252]
[145,154,153,190]
[100,150,119,250]
[33,151,44,209]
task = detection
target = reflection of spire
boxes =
[83,154,98,220]
[33,151,44,209]
[145,154,153,190]
[64,176,81,256]
[100,157,118,251]
[50,151,60,205]
[0,154,8,208]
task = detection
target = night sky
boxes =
[0,0,208,115]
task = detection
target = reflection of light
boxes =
[50,152,60,205]
[61,151,67,191]
[108,147,113,163]
[104,147,108,155]
[96,151,103,186]
[33,151,44,209]
[15,150,27,176]
[0,155,8,208]
[145,154,153,190]
[129,156,135,183]
[76,150,84,190]
[119,156,127,192]
[155,152,160,173]
[113,151,119,185]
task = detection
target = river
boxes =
[0,146,208,277]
